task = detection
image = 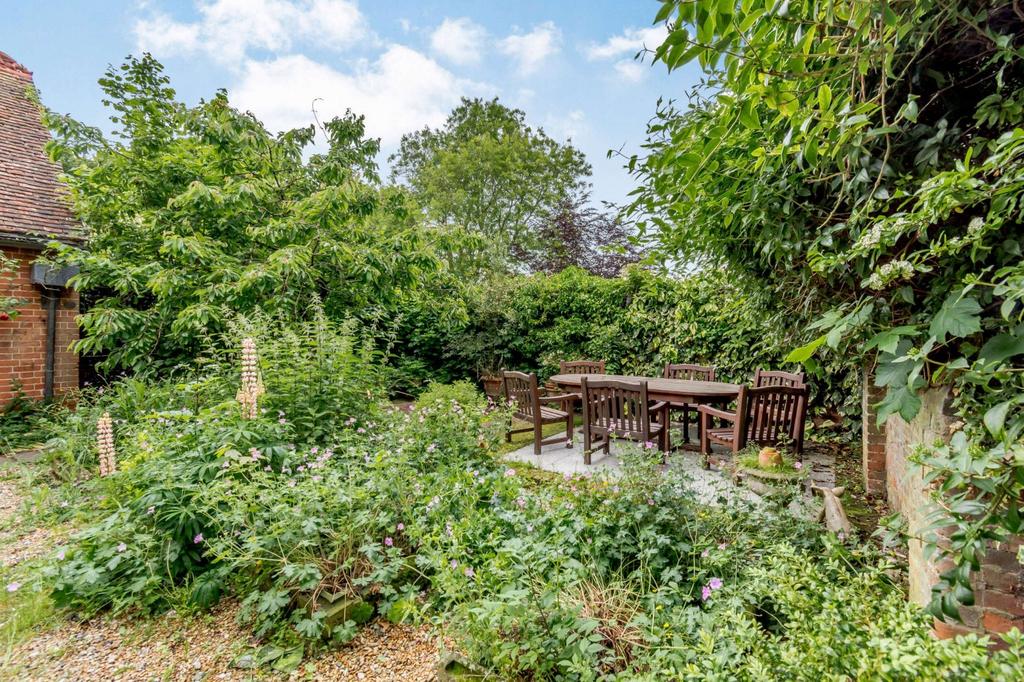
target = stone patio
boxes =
[502,424,838,511]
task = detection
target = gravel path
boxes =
[3,601,444,681]
[1,469,447,681]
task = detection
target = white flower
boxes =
[968,216,985,235]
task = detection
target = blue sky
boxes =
[2,1,700,207]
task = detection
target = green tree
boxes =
[45,55,437,374]
[630,1,1024,616]
[390,98,592,272]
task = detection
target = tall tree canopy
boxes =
[630,1,1024,617]
[390,98,592,272]
[46,55,437,374]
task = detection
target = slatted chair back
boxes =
[581,377,650,436]
[560,360,606,375]
[753,369,805,388]
[502,370,539,421]
[664,363,716,381]
[739,384,808,448]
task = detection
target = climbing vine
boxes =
[630,0,1024,617]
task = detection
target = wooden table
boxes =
[549,373,741,451]
[548,373,740,405]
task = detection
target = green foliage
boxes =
[390,97,592,273]
[395,266,857,426]
[634,1,1024,614]
[45,55,437,374]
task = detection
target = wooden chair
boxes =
[663,363,716,445]
[580,377,669,464]
[753,369,805,388]
[503,371,578,456]
[697,384,808,468]
[559,360,606,375]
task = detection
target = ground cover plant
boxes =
[4,319,1021,679]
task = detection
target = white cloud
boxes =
[430,17,486,66]
[230,47,483,145]
[498,21,561,76]
[585,25,667,61]
[134,0,369,66]
[546,109,587,141]
[613,59,648,83]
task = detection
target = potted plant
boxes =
[733,445,808,496]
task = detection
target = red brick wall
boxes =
[861,367,887,497]
[863,374,1024,644]
[0,245,78,404]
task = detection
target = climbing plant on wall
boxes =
[630,0,1024,618]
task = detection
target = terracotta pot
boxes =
[481,375,503,399]
[758,447,782,468]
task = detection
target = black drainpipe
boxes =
[43,290,58,400]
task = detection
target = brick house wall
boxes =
[862,374,1024,642]
[0,51,81,406]
[0,246,78,404]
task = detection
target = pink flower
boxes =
[516,497,526,509]
[464,567,475,578]
[396,522,405,531]
[647,498,655,505]
[701,585,712,601]
[709,577,723,590]
[426,443,437,453]
[504,468,516,477]
[701,549,710,558]
[56,548,66,560]
[357,427,366,434]
[644,441,656,450]
[450,559,459,569]
[384,537,393,547]
[7,582,20,593]
[117,542,127,553]
[193,533,204,544]
[278,418,287,425]
[718,542,728,550]
[794,461,803,470]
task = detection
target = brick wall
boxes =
[0,245,78,404]
[863,375,1024,642]
[861,367,887,497]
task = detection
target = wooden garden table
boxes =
[548,373,740,406]
[549,373,741,451]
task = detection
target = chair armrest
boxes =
[697,405,737,422]
[542,393,579,404]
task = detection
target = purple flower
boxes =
[701,585,712,601]
[193,533,204,544]
[6,582,20,593]
[384,537,394,547]
[701,548,710,558]
[357,427,366,434]
[449,559,458,569]
[426,443,437,453]
[56,548,66,560]
[647,498,655,506]
[464,567,475,578]
[709,577,723,590]
[278,418,287,425]
[396,522,405,531]
[504,468,516,477]
[644,440,656,450]
[116,542,127,553]
[516,497,527,509]
[718,542,728,550]
[794,461,803,470]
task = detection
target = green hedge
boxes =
[391,266,860,426]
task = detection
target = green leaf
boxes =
[786,335,826,363]
[929,294,982,341]
[978,333,1024,364]
[817,84,832,111]
[984,401,1011,439]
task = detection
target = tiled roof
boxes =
[0,50,80,246]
